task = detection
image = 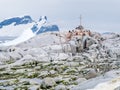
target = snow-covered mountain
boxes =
[0,15,33,28]
[31,16,59,34]
[0,15,59,46]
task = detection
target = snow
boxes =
[0,16,47,46]
[0,23,34,36]
[0,15,59,46]
[1,27,35,46]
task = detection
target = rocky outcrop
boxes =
[0,32,119,89]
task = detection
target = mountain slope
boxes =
[0,15,59,46]
[0,15,33,28]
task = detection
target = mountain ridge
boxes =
[0,15,33,28]
[0,15,59,46]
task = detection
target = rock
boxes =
[22,54,36,60]
[0,53,10,62]
[34,66,41,70]
[114,86,120,90]
[53,65,63,73]
[14,86,28,90]
[27,72,39,78]
[7,46,25,58]
[54,77,63,84]
[21,81,30,85]
[65,62,79,67]
[29,79,42,85]
[76,78,87,84]
[41,77,56,89]
[55,85,67,90]
[7,46,23,52]
[8,52,22,60]
[15,69,26,73]
[39,71,49,78]
[10,54,37,66]
[111,61,120,69]
[53,53,69,61]
[65,68,77,74]
[86,38,96,48]
[89,44,98,50]
[0,61,3,65]
[49,70,56,75]
[85,68,98,79]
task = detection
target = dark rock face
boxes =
[39,16,47,22]
[36,25,59,34]
[31,23,59,34]
[75,25,84,30]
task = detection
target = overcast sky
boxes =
[0,0,120,33]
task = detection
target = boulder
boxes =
[8,52,22,60]
[85,68,98,79]
[0,52,10,62]
[54,77,63,83]
[49,70,56,75]
[41,77,56,89]
[39,71,49,78]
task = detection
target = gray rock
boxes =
[41,77,56,88]
[7,46,25,55]
[65,62,79,67]
[76,78,87,84]
[54,77,63,83]
[55,85,67,90]
[114,86,120,90]
[85,68,98,79]
[39,71,49,78]
[8,52,22,60]
[49,70,56,75]
[65,68,77,74]
[0,53,10,64]
[21,81,30,85]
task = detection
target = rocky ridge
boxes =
[0,32,120,90]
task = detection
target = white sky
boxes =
[0,0,120,33]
